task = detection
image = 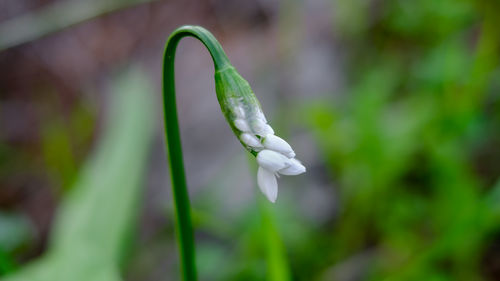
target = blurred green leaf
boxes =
[0,67,155,281]
[259,200,291,281]
[0,213,33,254]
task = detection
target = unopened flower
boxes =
[234,119,250,132]
[279,158,306,175]
[256,149,290,172]
[262,134,295,158]
[215,67,306,203]
[250,118,274,136]
[240,133,263,148]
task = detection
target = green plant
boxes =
[0,68,155,281]
[162,25,305,280]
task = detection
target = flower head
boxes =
[215,67,306,203]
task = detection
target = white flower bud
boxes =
[264,124,274,135]
[234,119,250,132]
[262,134,295,158]
[212,60,304,202]
[234,106,246,119]
[240,133,263,148]
[278,158,306,175]
[256,149,290,172]
[251,118,274,136]
[257,167,278,203]
[256,110,267,123]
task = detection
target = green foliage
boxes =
[2,1,500,280]
[296,1,500,280]
[155,3,500,280]
[0,68,155,281]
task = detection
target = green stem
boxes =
[162,25,231,281]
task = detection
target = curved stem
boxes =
[162,25,231,281]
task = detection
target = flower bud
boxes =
[255,110,267,123]
[278,158,306,175]
[234,106,246,119]
[240,133,263,148]
[256,149,290,172]
[262,134,295,158]
[213,66,305,203]
[234,119,250,132]
[215,67,268,153]
[250,118,274,136]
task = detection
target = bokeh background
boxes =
[1,0,500,280]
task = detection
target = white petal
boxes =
[234,106,246,119]
[250,119,274,136]
[279,158,306,175]
[234,119,250,132]
[240,133,263,148]
[256,150,290,172]
[257,167,278,203]
[263,124,274,135]
[256,110,267,123]
[262,134,295,158]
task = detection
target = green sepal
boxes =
[215,67,263,156]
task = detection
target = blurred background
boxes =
[1,0,500,280]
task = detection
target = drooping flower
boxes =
[214,67,306,203]
[254,148,305,202]
[244,126,306,202]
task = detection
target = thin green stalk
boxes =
[162,25,231,281]
[163,25,304,280]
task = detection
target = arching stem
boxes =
[162,25,231,281]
